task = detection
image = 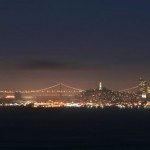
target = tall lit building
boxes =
[139,77,150,99]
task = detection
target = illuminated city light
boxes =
[0,79,149,109]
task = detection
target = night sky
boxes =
[0,0,150,90]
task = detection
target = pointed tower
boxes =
[99,82,102,90]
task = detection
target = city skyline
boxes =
[0,0,150,90]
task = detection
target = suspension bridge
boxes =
[119,86,139,93]
[0,83,85,98]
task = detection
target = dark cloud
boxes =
[19,60,92,71]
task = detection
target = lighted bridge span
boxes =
[119,86,139,93]
[0,83,85,98]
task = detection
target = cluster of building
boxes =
[79,78,150,109]
[79,88,146,109]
